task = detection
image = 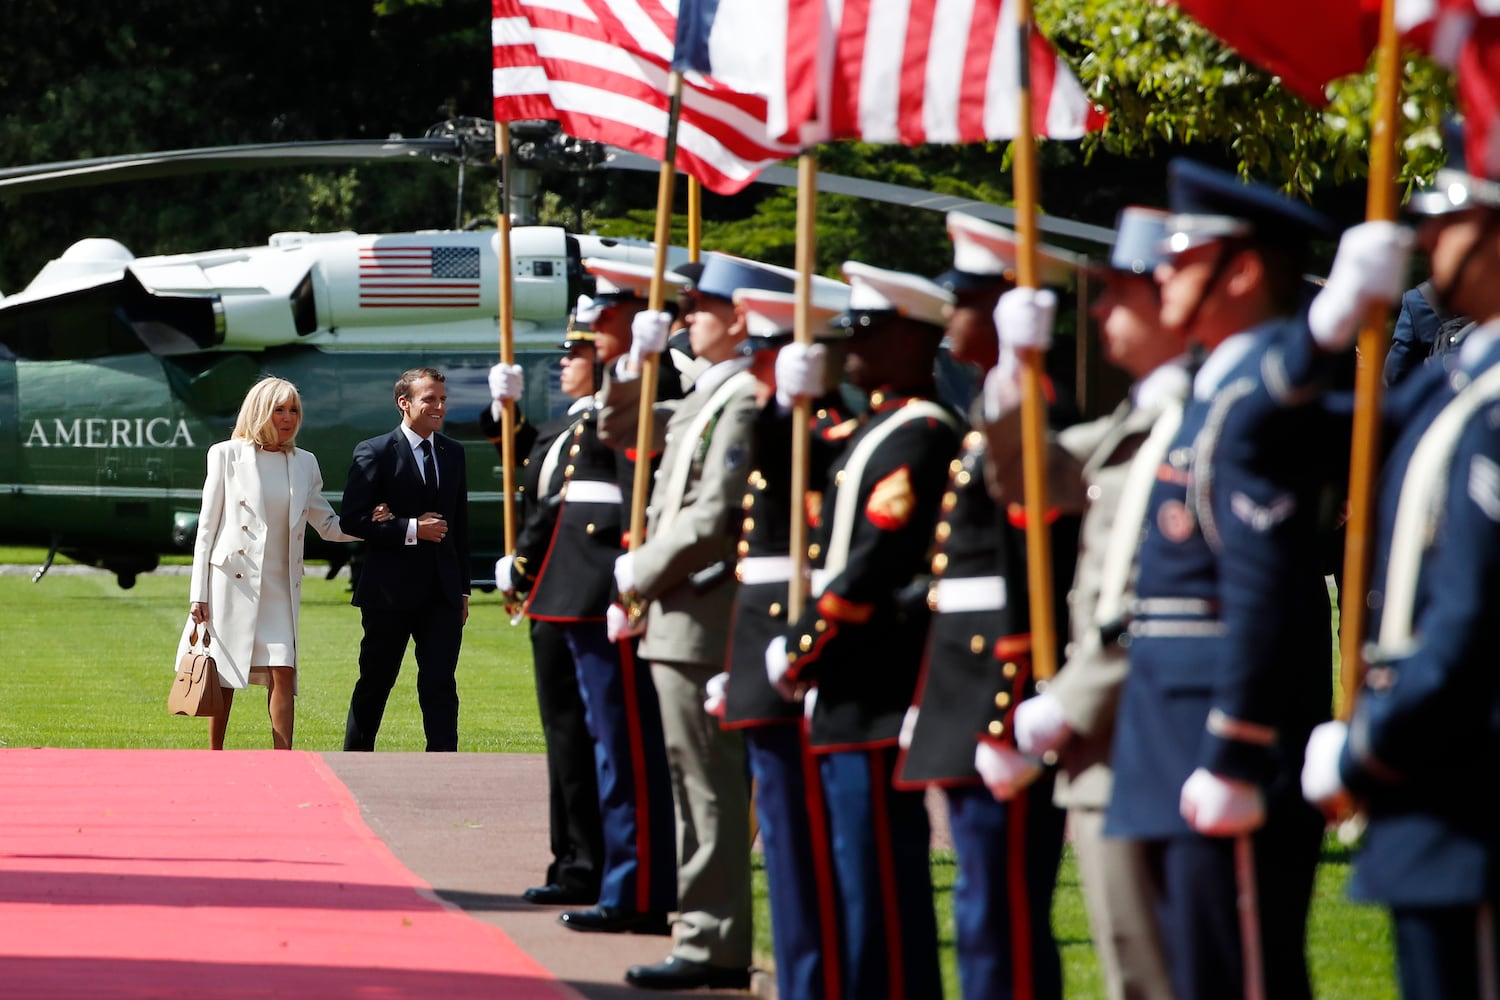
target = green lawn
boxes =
[0,563,1397,997]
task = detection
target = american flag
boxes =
[673,0,1105,147]
[358,245,482,309]
[491,0,798,195]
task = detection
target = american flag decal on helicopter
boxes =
[357,245,482,308]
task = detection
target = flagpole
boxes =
[788,153,818,622]
[495,122,519,557]
[688,175,703,261]
[1012,0,1060,683]
[1337,0,1401,721]
[626,72,685,619]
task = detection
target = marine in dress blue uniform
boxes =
[719,284,851,1000]
[770,262,962,1000]
[526,262,687,935]
[481,335,602,905]
[894,212,1077,1000]
[1104,161,1347,1000]
[1302,115,1500,1000]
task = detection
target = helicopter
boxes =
[0,119,1112,589]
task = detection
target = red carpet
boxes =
[0,749,578,999]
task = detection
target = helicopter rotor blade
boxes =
[0,138,467,196]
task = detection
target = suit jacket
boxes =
[599,360,759,666]
[181,439,357,687]
[342,427,471,611]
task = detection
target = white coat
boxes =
[175,440,358,688]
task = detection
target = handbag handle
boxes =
[188,621,213,651]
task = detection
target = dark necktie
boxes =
[420,439,438,493]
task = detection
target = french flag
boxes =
[672,0,1106,148]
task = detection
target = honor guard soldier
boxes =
[767,262,962,1000]
[1301,108,1500,1000]
[997,208,1186,1000]
[599,254,800,992]
[484,327,604,907]
[711,282,851,1000]
[1104,160,1348,1000]
[891,212,1077,1000]
[502,261,682,938]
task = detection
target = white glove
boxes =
[1308,221,1414,350]
[613,552,637,597]
[1300,720,1349,807]
[995,286,1057,354]
[630,309,672,362]
[981,347,1022,423]
[1014,691,1072,758]
[973,738,1042,801]
[704,671,730,717]
[775,342,827,409]
[1180,767,1266,836]
[488,362,524,402]
[605,602,645,642]
[494,555,517,592]
[898,705,920,750]
[764,634,800,701]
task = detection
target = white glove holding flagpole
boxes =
[630,309,672,366]
[995,286,1057,353]
[982,346,1022,423]
[775,342,826,409]
[1180,767,1266,836]
[1300,720,1350,808]
[765,635,801,701]
[1014,691,1072,758]
[1308,221,1413,351]
[703,671,730,717]
[494,555,517,593]
[606,602,644,642]
[613,552,637,597]
[488,363,524,421]
[973,738,1042,801]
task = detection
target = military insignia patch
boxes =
[1469,454,1500,521]
[1230,490,1296,531]
[866,466,916,530]
[1157,499,1196,542]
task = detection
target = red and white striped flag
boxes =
[490,0,797,194]
[673,0,1105,146]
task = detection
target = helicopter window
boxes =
[291,272,317,336]
[0,280,146,360]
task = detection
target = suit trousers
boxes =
[345,596,462,751]
[946,780,1067,1000]
[1069,807,1175,1000]
[820,746,942,1000]
[529,618,603,895]
[564,622,677,914]
[745,723,838,1000]
[652,659,753,968]
[1143,801,1322,1000]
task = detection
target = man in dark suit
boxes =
[342,366,471,752]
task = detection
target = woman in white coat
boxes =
[181,377,367,750]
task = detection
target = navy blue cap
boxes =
[695,253,798,301]
[1163,159,1335,257]
[672,260,706,291]
[1090,207,1171,276]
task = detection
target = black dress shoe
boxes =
[557,906,670,935]
[522,883,595,906]
[624,956,751,991]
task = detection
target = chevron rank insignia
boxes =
[1230,490,1295,532]
[1469,454,1500,521]
[866,466,916,530]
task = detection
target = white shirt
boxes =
[1133,357,1191,412]
[397,423,436,544]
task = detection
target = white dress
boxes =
[249,448,297,680]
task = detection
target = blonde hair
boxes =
[232,377,302,450]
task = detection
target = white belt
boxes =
[737,556,793,586]
[930,575,1007,614]
[1129,619,1227,638]
[563,480,622,504]
[1133,597,1218,618]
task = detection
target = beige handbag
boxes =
[169,622,224,717]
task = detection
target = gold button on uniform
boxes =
[941,491,958,512]
[988,721,1005,737]
[808,543,821,560]
[935,522,951,542]
[1002,661,1019,679]
[964,430,983,449]
[743,517,755,533]
[586,523,597,535]
[815,619,828,633]
[994,692,1011,709]
[955,470,972,487]
[799,634,814,652]
[969,635,985,654]
[738,541,751,556]
[949,458,964,475]
[932,553,948,573]
[769,602,783,617]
